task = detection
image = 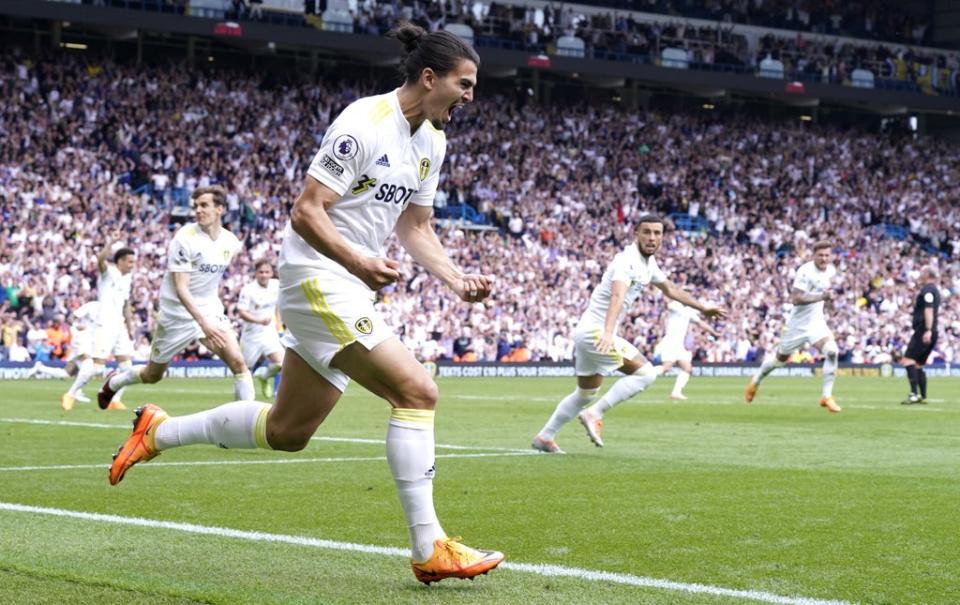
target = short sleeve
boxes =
[166,230,194,273]
[923,291,935,305]
[410,138,446,207]
[650,262,667,285]
[609,253,632,284]
[306,110,375,197]
[237,286,253,311]
[791,266,809,292]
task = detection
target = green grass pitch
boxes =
[0,375,958,604]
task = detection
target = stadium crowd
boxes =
[0,50,957,368]
[346,1,958,94]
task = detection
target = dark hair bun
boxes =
[389,23,427,54]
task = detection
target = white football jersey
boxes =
[96,264,132,325]
[786,260,836,328]
[579,244,667,331]
[73,301,100,331]
[281,89,446,287]
[158,223,242,320]
[662,300,699,345]
[238,278,279,336]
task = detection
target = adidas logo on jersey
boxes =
[376,154,390,167]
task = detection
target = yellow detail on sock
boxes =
[234,371,252,381]
[133,366,144,384]
[391,408,435,427]
[254,404,272,450]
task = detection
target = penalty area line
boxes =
[0,502,855,605]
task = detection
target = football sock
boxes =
[108,365,143,390]
[752,356,785,384]
[35,364,69,379]
[253,363,282,380]
[113,360,133,402]
[672,370,690,396]
[821,356,837,398]
[538,387,599,440]
[906,365,919,395]
[68,359,98,396]
[154,401,271,451]
[587,363,658,417]
[234,371,255,400]
[386,408,445,563]
[918,368,927,399]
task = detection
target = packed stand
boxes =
[0,51,957,367]
[349,1,958,95]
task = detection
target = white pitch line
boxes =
[0,502,855,605]
[0,451,538,473]
[0,418,531,453]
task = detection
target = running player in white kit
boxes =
[532,215,726,453]
[107,25,503,584]
[656,299,721,400]
[27,301,97,405]
[98,187,253,407]
[745,240,842,413]
[237,260,284,398]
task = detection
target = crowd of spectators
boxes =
[0,50,957,369]
[57,0,960,94]
[543,0,932,47]
[345,1,959,95]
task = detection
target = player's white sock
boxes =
[672,370,690,396]
[35,363,69,379]
[154,401,272,450]
[752,356,785,385]
[386,408,446,563]
[587,363,658,417]
[108,366,143,390]
[234,371,255,400]
[113,360,133,402]
[254,362,283,380]
[68,359,98,396]
[821,344,838,398]
[538,387,599,440]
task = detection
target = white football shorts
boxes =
[92,322,134,359]
[658,338,692,363]
[777,319,833,356]
[240,328,284,370]
[150,311,233,364]
[573,324,641,376]
[69,327,93,361]
[279,274,392,392]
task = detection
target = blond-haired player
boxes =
[745,240,842,412]
[237,260,284,398]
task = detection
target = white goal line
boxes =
[0,501,856,605]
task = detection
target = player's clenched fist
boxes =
[455,274,494,302]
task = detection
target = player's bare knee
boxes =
[393,375,438,410]
[140,369,162,384]
[266,424,313,452]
